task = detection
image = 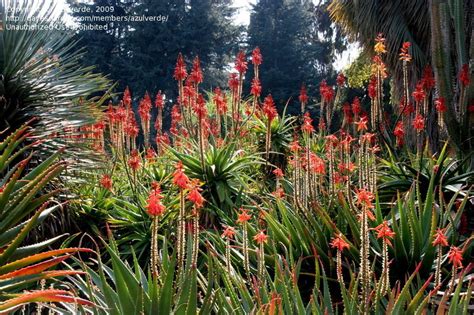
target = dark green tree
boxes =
[69,0,241,102]
[247,0,342,115]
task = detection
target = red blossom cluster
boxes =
[235,51,248,75]
[146,183,166,216]
[173,53,187,81]
[301,112,314,134]
[399,41,411,62]
[262,94,277,122]
[319,80,335,103]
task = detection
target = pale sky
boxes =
[55,0,358,70]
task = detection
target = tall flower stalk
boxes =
[330,233,349,284]
[251,47,262,111]
[237,209,252,279]
[447,246,463,289]
[174,53,187,114]
[194,94,208,171]
[234,51,248,133]
[154,91,164,136]
[432,228,449,287]
[371,34,387,131]
[356,188,375,314]
[172,162,189,270]
[221,226,236,275]
[187,179,205,268]
[399,42,411,131]
[262,95,277,165]
[146,183,166,278]
[301,113,314,206]
[374,221,395,295]
[254,230,268,286]
[138,92,152,146]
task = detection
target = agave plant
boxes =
[379,143,473,203]
[68,234,215,315]
[0,123,93,313]
[171,142,260,221]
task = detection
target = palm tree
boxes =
[328,0,473,167]
[0,0,110,143]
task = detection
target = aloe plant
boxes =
[0,123,93,313]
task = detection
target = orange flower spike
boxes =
[100,174,113,191]
[172,161,189,189]
[146,184,166,217]
[355,188,375,209]
[354,117,368,132]
[187,180,205,209]
[330,233,350,252]
[236,209,252,224]
[399,41,412,62]
[412,114,425,132]
[374,33,386,54]
[374,221,395,245]
[447,246,463,268]
[254,230,268,245]
[273,168,284,178]
[221,226,236,239]
[432,228,449,247]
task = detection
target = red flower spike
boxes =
[174,53,187,81]
[190,56,203,84]
[251,77,262,97]
[193,94,208,119]
[289,139,302,152]
[354,117,368,132]
[146,185,166,216]
[447,246,463,268]
[399,42,411,62]
[368,77,377,99]
[273,168,284,178]
[237,209,252,224]
[138,92,152,122]
[374,221,395,245]
[320,80,335,102]
[123,87,132,107]
[228,73,239,91]
[172,162,189,189]
[235,51,248,74]
[356,188,375,209]
[252,47,262,66]
[221,226,236,239]
[435,98,447,113]
[412,82,426,103]
[128,150,141,171]
[330,233,350,252]
[299,84,309,105]
[187,180,205,209]
[146,147,156,160]
[352,97,361,116]
[155,91,164,109]
[100,174,113,191]
[336,73,346,87]
[262,94,278,122]
[412,114,425,131]
[459,64,470,87]
[432,228,449,247]
[301,112,314,134]
[213,87,228,115]
[253,230,268,244]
